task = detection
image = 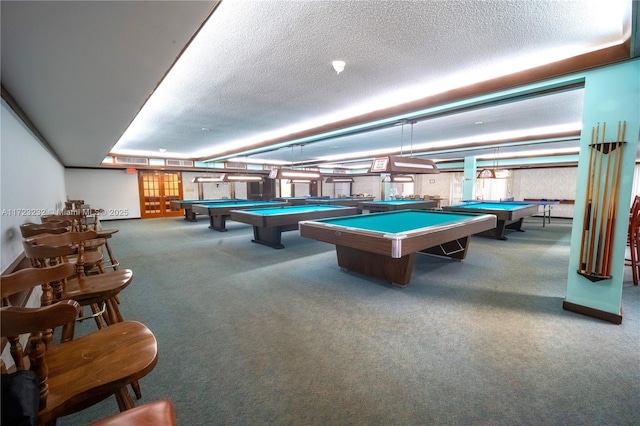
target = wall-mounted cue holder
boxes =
[578,121,627,282]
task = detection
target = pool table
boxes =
[299,210,496,286]
[230,204,359,249]
[360,199,438,213]
[170,198,245,221]
[272,196,330,205]
[443,201,540,240]
[191,200,287,231]
[305,197,375,213]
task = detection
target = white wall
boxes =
[1,99,67,270]
[353,176,381,199]
[512,167,578,218]
[182,171,248,199]
[415,173,456,206]
[65,168,141,220]
[64,170,251,220]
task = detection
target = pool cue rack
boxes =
[577,121,626,282]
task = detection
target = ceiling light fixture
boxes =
[369,120,440,174]
[369,155,439,174]
[270,143,322,180]
[286,179,314,184]
[222,173,264,182]
[477,147,507,179]
[269,169,322,180]
[325,177,354,183]
[382,175,415,183]
[332,60,346,74]
[191,176,223,183]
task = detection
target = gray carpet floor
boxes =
[60,216,639,425]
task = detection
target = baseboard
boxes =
[562,300,622,324]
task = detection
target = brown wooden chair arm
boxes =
[1,263,76,299]
[1,300,80,336]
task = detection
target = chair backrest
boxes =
[629,196,640,235]
[42,213,86,231]
[26,230,97,247]
[1,263,76,298]
[1,263,77,329]
[24,230,95,272]
[1,300,80,409]
[20,222,69,238]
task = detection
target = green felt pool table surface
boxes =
[360,199,438,212]
[236,204,353,215]
[170,198,246,221]
[451,201,534,211]
[193,200,277,208]
[308,210,483,234]
[442,201,540,239]
[230,204,359,249]
[191,200,288,231]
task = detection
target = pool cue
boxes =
[604,121,627,275]
[595,124,612,275]
[587,125,603,273]
[601,122,622,274]
[603,139,625,276]
[580,125,598,271]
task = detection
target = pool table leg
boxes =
[506,218,525,232]
[251,226,284,249]
[335,245,415,286]
[185,209,197,222]
[209,215,228,232]
[494,220,508,240]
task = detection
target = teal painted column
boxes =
[463,156,477,201]
[564,59,640,323]
[381,173,390,200]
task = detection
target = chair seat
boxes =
[40,321,158,424]
[62,269,133,305]
[89,400,176,426]
[65,249,104,267]
[84,238,107,250]
[95,229,119,238]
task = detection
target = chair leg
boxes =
[90,304,107,329]
[631,233,640,286]
[105,298,124,325]
[114,387,136,411]
[131,381,143,400]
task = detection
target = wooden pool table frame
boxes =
[191,201,287,231]
[359,199,438,212]
[170,198,245,222]
[299,210,496,286]
[443,202,540,240]
[230,205,359,249]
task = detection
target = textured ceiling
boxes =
[0,0,633,169]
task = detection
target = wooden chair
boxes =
[26,230,107,275]
[20,222,70,238]
[93,228,121,270]
[21,231,134,334]
[88,400,177,426]
[23,230,138,400]
[42,213,86,231]
[627,196,640,286]
[1,263,158,425]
